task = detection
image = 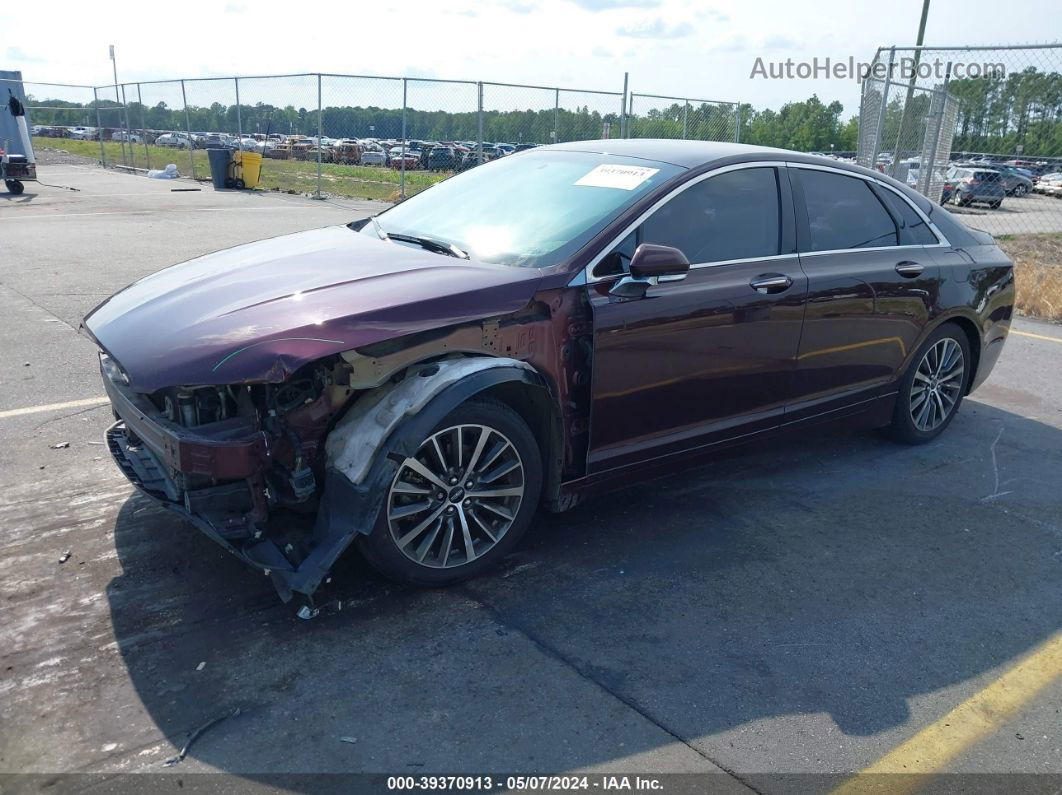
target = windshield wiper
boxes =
[368,215,469,259]
[387,232,469,259]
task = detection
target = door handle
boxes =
[895,261,924,277]
[749,273,793,293]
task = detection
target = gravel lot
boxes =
[1,166,1060,792]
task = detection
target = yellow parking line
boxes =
[832,631,1062,795]
[0,396,109,420]
[1012,329,1062,344]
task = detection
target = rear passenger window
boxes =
[877,188,938,245]
[641,167,781,263]
[799,169,898,251]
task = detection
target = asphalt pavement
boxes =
[1,166,1059,793]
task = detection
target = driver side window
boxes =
[592,167,782,278]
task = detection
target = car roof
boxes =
[537,139,937,212]
[540,139,832,169]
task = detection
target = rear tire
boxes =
[357,398,542,587]
[1013,184,1028,197]
[886,323,971,445]
[5,180,24,195]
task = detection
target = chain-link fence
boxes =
[858,44,1062,240]
[6,71,646,200]
[856,73,957,204]
[627,94,741,142]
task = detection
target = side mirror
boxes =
[629,243,690,281]
[609,243,690,300]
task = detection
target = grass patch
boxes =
[31,137,448,201]
[998,233,1062,323]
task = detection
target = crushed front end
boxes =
[98,351,356,601]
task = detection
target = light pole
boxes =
[109,45,129,166]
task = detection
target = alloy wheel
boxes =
[910,338,965,432]
[386,424,525,568]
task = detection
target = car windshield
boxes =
[362,149,683,267]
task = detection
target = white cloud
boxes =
[617,18,694,38]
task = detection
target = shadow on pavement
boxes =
[105,400,1062,780]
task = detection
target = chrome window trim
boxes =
[581,161,788,285]
[786,161,951,249]
[578,159,953,286]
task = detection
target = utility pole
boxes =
[889,0,931,178]
[109,45,129,167]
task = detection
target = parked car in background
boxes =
[155,132,193,149]
[360,148,387,166]
[390,151,421,170]
[195,134,232,150]
[85,141,1013,602]
[1035,172,1062,195]
[68,126,96,141]
[990,165,1034,196]
[427,146,458,171]
[947,166,1006,208]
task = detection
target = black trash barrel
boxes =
[206,148,232,190]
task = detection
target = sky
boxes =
[4,0,1060,117]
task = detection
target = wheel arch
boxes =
[932,314,982,395]
[285,356,559,598]
[897,312,983,397]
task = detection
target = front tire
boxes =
[357,398,542,586]
[886,324,971,445]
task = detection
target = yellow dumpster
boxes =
[230,150,263,189]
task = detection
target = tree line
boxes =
[25,66,1062,156]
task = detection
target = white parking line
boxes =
[0,397,109,420]
[0,206,335,221]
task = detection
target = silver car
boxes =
[361,149,387,166]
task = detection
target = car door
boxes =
[586,164,807,474]
[786,165,944,425]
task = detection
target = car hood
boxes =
[83,225,543,392]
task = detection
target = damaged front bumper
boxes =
[102,367,333,602]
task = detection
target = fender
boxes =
[269,356,551,600]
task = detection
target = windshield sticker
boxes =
[575,164,660,190]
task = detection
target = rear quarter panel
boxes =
[932,242,1015,392]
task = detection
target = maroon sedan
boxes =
[83,140,1014,603]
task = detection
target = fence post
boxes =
[870,47,896,168]
[682,101,689,139]
[235,77,242,142]
[119,83,134,167]
[136,83,150,171]
[316,73,323,199]
[92,87,106,167]
[553,88,559,145]
[477,82,484,164]
[734,103,741,143]
[921,63,951,199]
[180,79,196,180]
[620,72,628,139]
[401,78,408,198]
